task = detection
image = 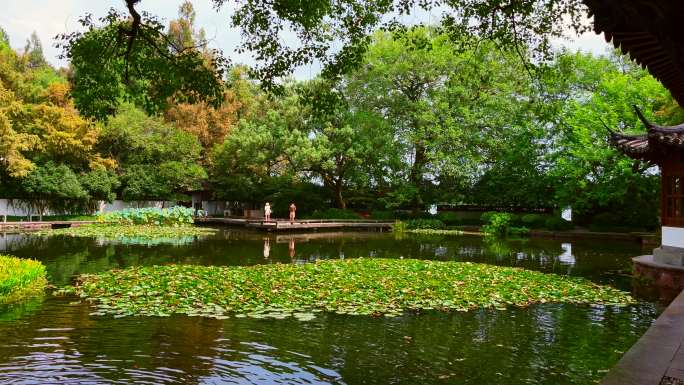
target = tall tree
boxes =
[167,1,207,54]
[546,51,679,227]
[23,31,47,68]
[287,80,398,209]
[100,104,206,201]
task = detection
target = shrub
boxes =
[481,212,514,236]
[436,212,461,226]
[508,226,530,236]
[480,211,497,225]
[587,212,634,232]
[0,255,47,304]
[544,217,573,231]
[101,206,197,226]
[370,211,396,220]
[521,214,546,229]
[404,219,446,230]
[393,220,408,232]
[308,208,361,220]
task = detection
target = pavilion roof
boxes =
[609,107,684,163]
[585,0,684,105]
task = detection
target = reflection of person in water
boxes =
[263,238,270,259]
[288,238,296,258]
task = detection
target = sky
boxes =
[0,0,613,79]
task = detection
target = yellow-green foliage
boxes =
[0,255,47,304]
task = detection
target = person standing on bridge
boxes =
[289,202,296,223]
[264,202,272,222]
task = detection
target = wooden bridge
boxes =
[0,218,393,233]
[195,217,394,232]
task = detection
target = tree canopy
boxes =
[1,7,682,229]
[57,0,591,115]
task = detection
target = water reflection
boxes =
[0,297,658,385]
[289,237,296,259]
[263,238,270,259]
[0,230,659,384]
[0,230,648,290]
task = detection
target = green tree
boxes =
[21,162,88,220]
[345,29,537,211]
[287,80,398,209]
[546,51,678,228]
[59,8,227,119]
[60,0,589,109]
[0,27,9,48]
[81,168,120,203]
[210,98,294,204]
[100,104,206,201]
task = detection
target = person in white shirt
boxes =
[264,202,272,222]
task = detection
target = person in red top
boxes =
[289,202,296,223]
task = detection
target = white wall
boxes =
[0,199,177,217]
[97,200,176,214]
[0,199,66,217]
[663,226,684,248]
[0,199,31,216]
[201,201,227,216]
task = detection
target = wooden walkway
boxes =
[0,220,96,232]
[196,217,394,232]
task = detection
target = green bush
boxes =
[370,210,396,220]
[101,206,197,226]
[481,213,514,236]
[436,212,461,226]
[587,212,634,232]
[393,220,408,232]
[480,211,497,225]
[0,255,47,304]
[521,214,546,229]
[508,226,530,236]
[544,217,573,231]
[585,211,657,232]
[308,208,361,220]
[404,219,446,230]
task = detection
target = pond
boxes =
[0,229,659,384]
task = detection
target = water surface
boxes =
[0,230,659,384]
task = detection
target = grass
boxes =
[0,255,47,304]
[37,224,217,240]
[68,258,634,320]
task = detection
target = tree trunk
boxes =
[410,144,427,214]
[38,201,44,221]
[335,180,346,210]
